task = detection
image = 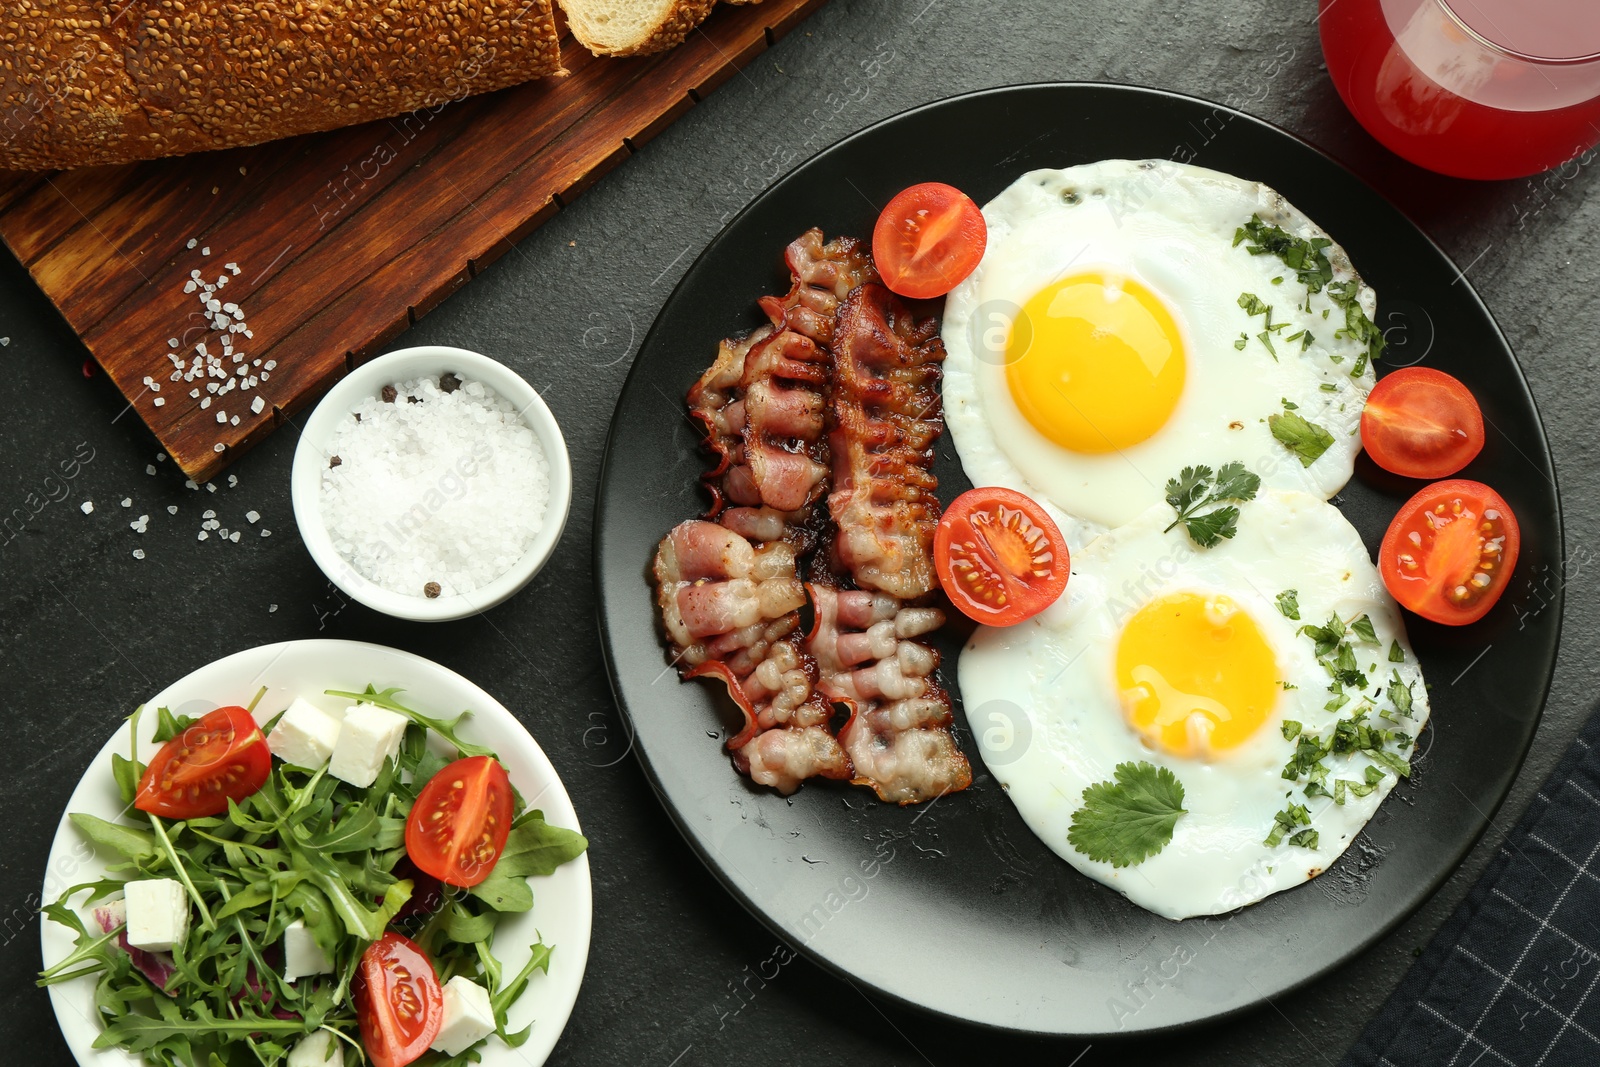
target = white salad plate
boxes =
[40,639,592,1067]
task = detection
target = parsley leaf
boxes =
[1234,215,1334,294]
[1269,408,1336,467]
[1265,803,1312,847]
[1068,761,1187,868]
[1389,640,1406,663]
[1389,669,1414,719]
[1282,720,1303,741]
[1276,589,1301,620]
[1328,279,1385,376]
[1350,614,1379,644]
[1163,462,1261,548]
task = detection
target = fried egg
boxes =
[962,490,1430,920]
[942,160,1380,546]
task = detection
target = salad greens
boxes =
[39,685,587,1067]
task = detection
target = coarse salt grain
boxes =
[246,510,260,523]
[228,475,238,488]
[121,497,132,508]
[319,374,551,598]
[132,549,145,560]
[80,501,93,514]
[167,506,178,515]
[154,397,166,407]
[251,397,265,415]
[147,465,158,476]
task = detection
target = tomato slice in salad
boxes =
[133,705,271,819]
[355,933,443,1067]
[405,755,515,887]
[871,182,987,299]
[1361,367,1485,479]
[934,487,1070,626]
[1379,479,1520,626]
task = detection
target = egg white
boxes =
[962,490,1430,920]
[942,160,1379,548]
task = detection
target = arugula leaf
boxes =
[1276,589,1301,621]
[110,754,142,809]
[1067,762,1187,868]
[1269,409,1335,467]
[488,941,553,1047]
[69,814,159,865]
[151,706,197,743]
[470,811,590,912]
[1163,462,1260,548]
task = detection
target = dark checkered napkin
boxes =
[1344,711,1600,1067]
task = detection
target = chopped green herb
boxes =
[1328,279,1385,376]
[1289,828,1320,849]
[1163,462,1261,548]
[1389,640,1406,663]
[1269,408,1336,467]
[1276,589,1301,620]
[1282,720,1303,741]
[1068,761,1187,868]
[1389,669,1414,719]
[1234,333,1248,351]
[1350,615,1378,644]
[1299,614,1347,658]
[1320,382,1338,392]
[1265,803,1312,847]
[1281,397,1299,410]
[1234,215,1335,294]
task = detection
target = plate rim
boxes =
[39,637,594,1066]
[592,80,1564,1037]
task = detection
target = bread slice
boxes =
[560,0,724,57]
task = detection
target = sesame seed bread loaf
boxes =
[0,0,564,171]
[557,0,721,57]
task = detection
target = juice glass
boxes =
[1319,0,1600,179]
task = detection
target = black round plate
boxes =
[594,84,1562,1036]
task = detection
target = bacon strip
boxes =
[813,283,972,804]
[686,230,877,525]
[652,520,848,793]
[826,282,945,600]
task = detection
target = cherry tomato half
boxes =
[355,933,442,1067]
[1361,367,1485,479]
[404,756,514,888]
[1379,479,1520,626]
[871,182,987,299]
[934,487,1069,626]
[134,705,271,819]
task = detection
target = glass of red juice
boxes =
[1319,0,1600,179]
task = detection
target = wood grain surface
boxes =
[0,0,825,482]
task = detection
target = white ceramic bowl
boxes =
[291,345,571,622]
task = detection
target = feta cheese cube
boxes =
[124,878,189,952]
[286,1030,344,1067]
[282,919,334,982]
[430,976,496,1056]
[267,698,344,768]
[328,705,408,788]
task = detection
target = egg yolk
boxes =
[1005,272,1186,453]
[1115,592,1279,759]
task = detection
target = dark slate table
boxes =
[3,1,1596,1063]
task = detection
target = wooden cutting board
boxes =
[0,0,824,482]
